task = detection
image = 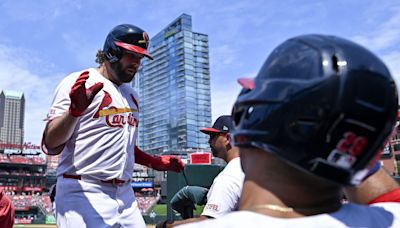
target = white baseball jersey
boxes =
[201,157,244,218]
[43,68,145,228]
[42,68,140,181]
[180,202,400,228]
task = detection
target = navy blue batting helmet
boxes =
[103,24,153,63]
[232,34,398,185]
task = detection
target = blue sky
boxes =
[1,0,400,144]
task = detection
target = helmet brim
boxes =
[200,127,223,134]
[114,41,154,60]
[238,78,255,89]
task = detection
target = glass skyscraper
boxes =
[134,14,211,155]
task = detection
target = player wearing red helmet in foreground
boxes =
[180,34,400,228]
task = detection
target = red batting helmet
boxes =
[103,24,153,63]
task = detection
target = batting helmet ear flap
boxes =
[104,36,122,63]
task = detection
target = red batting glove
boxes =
[135,146,185,172]
[156,155,185,172]
[69,71,104,117]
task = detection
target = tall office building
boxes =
[134,14,211,155]
[0,90,25,149]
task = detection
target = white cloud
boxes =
[0,0,82,21]
[0,44,64,145]
[349,4,400,96]
[352,5,400,51]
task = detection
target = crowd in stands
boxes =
[0,154,45,165]
[0,169,44,176]
[135,192,159,214]
[3,191,52,214]
[4,190,156,216]
[0,154,9,163]
[14,216,35,224]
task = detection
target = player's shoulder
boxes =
[127,86,139,97]
[120,83,139,100]
[370,202,400,214]
[223,157,240,170]
[219,158,244,178]
[120,82,138,93]
[332,202,400,227]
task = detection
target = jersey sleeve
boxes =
[44,76,75,121]
[201,174,242,218]
[41,74,76,155]
[368,188,400,204]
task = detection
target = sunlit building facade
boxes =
[0,90,25,149]
[133,14,211,155]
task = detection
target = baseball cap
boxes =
[200,115,234,134]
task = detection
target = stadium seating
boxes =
[136,195,159,214]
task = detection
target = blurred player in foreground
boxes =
[180,34,400,227]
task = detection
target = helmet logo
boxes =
[327,131,368,168]
[138,32,149,49]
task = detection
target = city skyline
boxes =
[1,1,400,144]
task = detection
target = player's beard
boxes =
[211,146,219,157]
[110,61,137,84]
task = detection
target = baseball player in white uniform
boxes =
[159,115,244,228]
[199,116,244,219]
[42,24,184,228]
[179,35,400,227]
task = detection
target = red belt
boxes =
[62,174,126,185]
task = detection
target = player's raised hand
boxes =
[69,71,103,117]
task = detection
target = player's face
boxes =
[208,133,227,159]
[109,51,144,84]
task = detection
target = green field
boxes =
[14,225,56,228]
[149,204,204,216]
[13,204,204,227]
[150,204,168,215]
